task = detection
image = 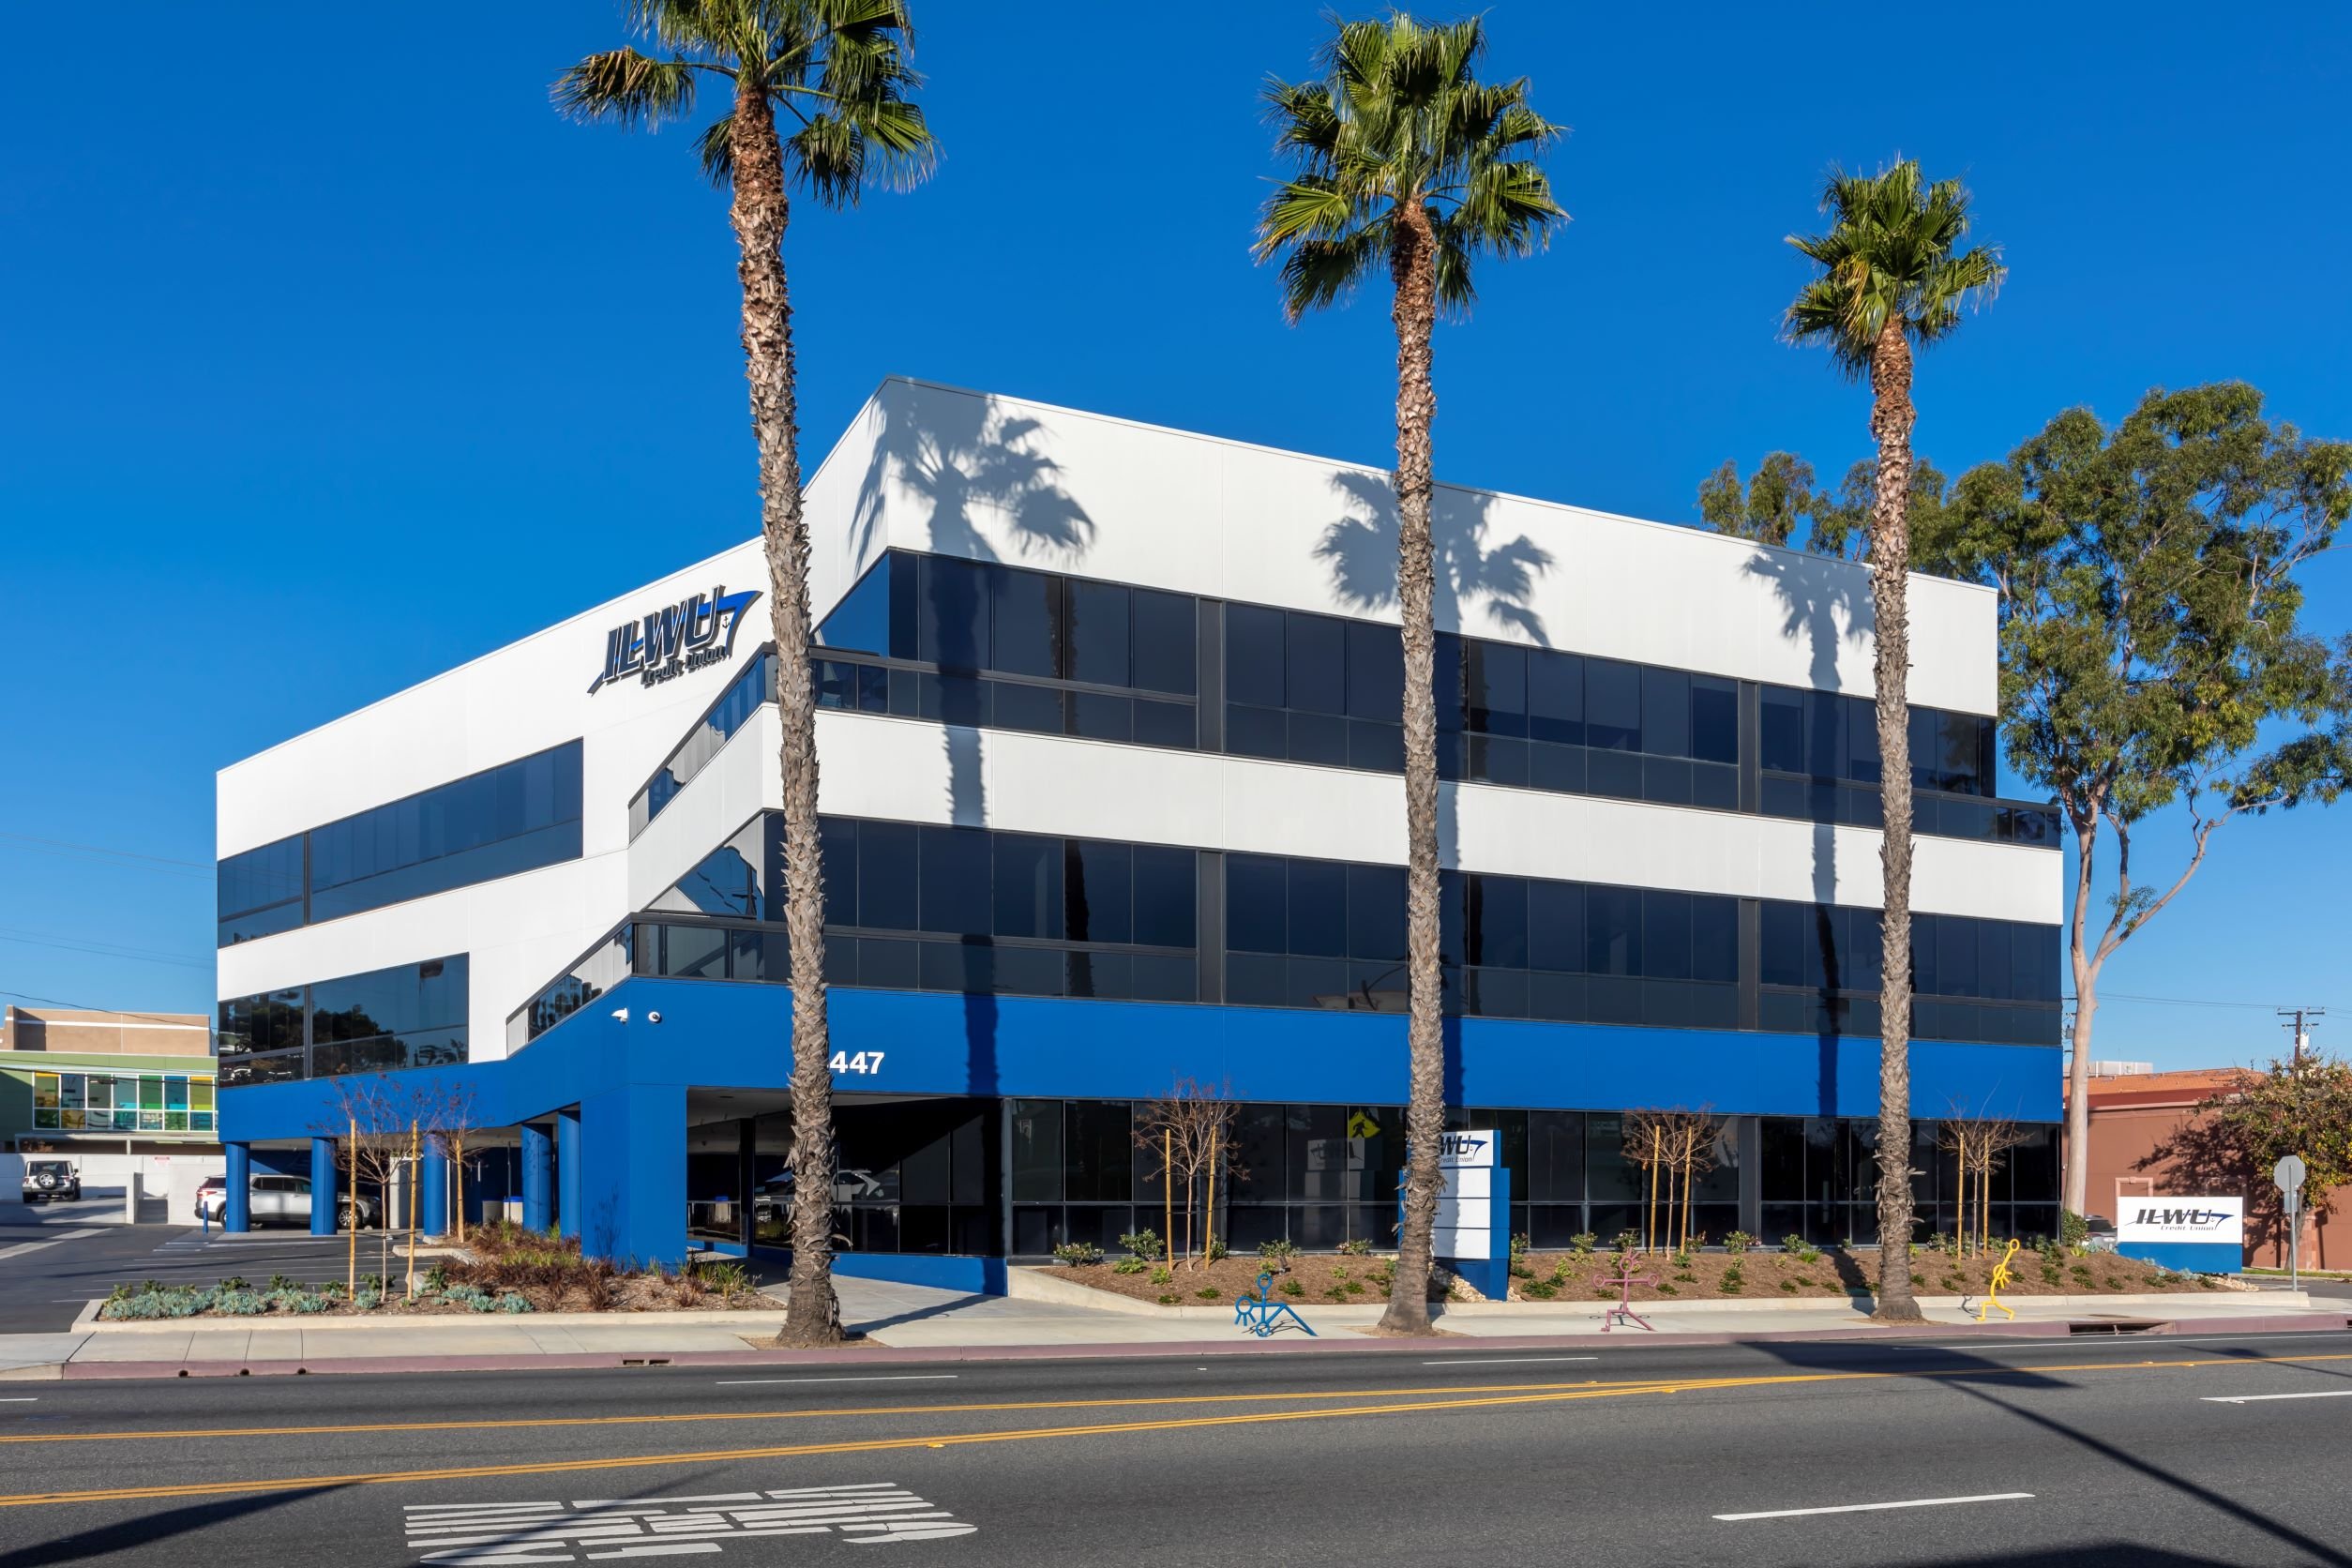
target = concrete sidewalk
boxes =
[0,1274,2338,1380]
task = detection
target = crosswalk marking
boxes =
[401,1483,976,1560]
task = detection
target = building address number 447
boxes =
[830,1051,885,1076]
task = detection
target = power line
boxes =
[0,928,213,971]
[2066,990,2326,1011]
[0,830,211,875]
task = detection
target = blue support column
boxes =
[577,1083,686,1268]
[224,1143,251,1233]
[520,1122,554,1233]
[556,1107,582,1241]
[419,1138,451,1238]
[309,1138,339,1236]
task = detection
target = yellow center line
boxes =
[3,1351,2347,1509]
[6,1350,2345,1449]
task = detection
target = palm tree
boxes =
[1782,158,2000,1322]
[557,0,934,1348]
[1255,12,1564,1334]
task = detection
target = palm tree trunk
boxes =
[728,85,842,1349]
[1380,200,1443,1336]
[1866,316,1923,1324]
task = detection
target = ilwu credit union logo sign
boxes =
[588,584,761,695]
[2117,1197,2243,1244]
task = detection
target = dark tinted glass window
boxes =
[1346,864,1406,960]
[1287,859,1347,957]
[857,821,917,929]
[992,834,1063,939]
[990,567,1059,678]
[1587,659,1639,751]
[1226,604,1285,708]
[1692,896,1738,984]
[1587,886,1641,975]
[917,555,989,668]
[1937,915,1978,998]
[1132,589,1197,695]
[815,558,892,654]
[1467,642,1528,736]
[1346,621,1403,720]
[1065,840,1132,943]
[1132,846,1196,947]
[1285,613,1346,715]
[1529,881,1584,972]
[1528,651,1583,746]
[1227,855,1286,953]
[1467,875,1529,969]
[919,826,991,935]
[1065,580,1129,686]
[1641,668,1691,759]
[1760,687,1803,772]
[1692,676,1738,765]
[1759,899,1804,988]
[1641,890,1692,980]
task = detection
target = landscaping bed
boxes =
[98,1220,770,1320]
[1045,1249,1438,1307]
[1511,1241,2224,1303]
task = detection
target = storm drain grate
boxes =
[620,1357,672,1367]
[2067,1319,2161,1335]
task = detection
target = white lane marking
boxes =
[403,1482,975,1559]
[0,1229,102,1261]
[1421,1356,1602,1365]
[712,1374,957,1386]
[2202,1390,2352,1404]
[1716,1492,2032,1521]
[0,1397,38,1403]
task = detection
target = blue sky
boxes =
[4,4,2347,1070]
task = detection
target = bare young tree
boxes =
[1624,1108,1725,1254]
[1938,1107,2029,1256]
[415,1083,483,1241]
[315,1075,418,1291]
[1134,1078,1242,1271]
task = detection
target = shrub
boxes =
[2059,1210,2090,1248]
[1279,1279,1304,1298]
[1149,1265,1171,1285]
[422,1263,450,1294]
[700,1261,752,1298]
[319,1279,348,1299]
[1520,1279,1560,1301]
[1343,1279,1365,1295]
[1336,1237,1374,1257]
[1206,1238,1229,1262]
[497,1292,535,1313]
[354,1290,384,1311]
[1257,1238,1300,1272]
[1778,1279,1800,1293]
[1156,1293,1179,1304]
[1119,1229,1164,1262]
[1195,1287,1220,1301]
[1570,1232,1598,1257]
[1719,1262,1745,1294]
[1656,1282,1679,1295]
[267,1274,297,1293]
[1050,1242,1104,1267]
[1722,1231,1754,1256]
[1612,1229,1641,1254]
[1112,1258,1148,1275]
[290,1292,334,1314]
[217,1276,250,1293]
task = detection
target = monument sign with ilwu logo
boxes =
[1399,1130,1511,1301]
[2115,1196,2243,1274]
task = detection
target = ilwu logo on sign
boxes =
[588,584,761,696]
[403,1482,975,1560]
[2117,1196,2244,1244]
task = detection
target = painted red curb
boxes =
[53,1309,2345,1380]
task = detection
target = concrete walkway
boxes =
[0,1274,2336,1380]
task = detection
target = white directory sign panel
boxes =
[1436,1131,1496,1262]
[2117,1197,2243,1245]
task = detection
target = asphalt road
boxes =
[3,1328,2351,1566]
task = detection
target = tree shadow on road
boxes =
[2,1486,341,1567]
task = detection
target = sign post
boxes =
[2275,1155,2308,1291]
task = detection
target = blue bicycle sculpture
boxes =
[1234,1272,1317,1338]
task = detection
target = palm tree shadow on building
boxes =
[852,387,1097,1110]
[1314,471,1556,1092]
[1742,548,1871,1136]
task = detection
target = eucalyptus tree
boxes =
[1945,383,2352,1217]
[1781,159,2001,1322]
[1255,11,1564,1334]
[557,0,933,1348]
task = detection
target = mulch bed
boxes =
[1048,1253,1430,1306]
[1515,1245,2224,1303]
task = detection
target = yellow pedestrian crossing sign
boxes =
[1347,1111,1380,1139]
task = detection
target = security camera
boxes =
[646,1010,663,1024]
[611,1007,629,1022]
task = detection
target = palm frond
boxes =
[552,49,699,127]
[1783,157,2005,370]
[695,114,736,188]
[1256,10,1563,320]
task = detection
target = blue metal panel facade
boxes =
[222,975,2058,1267]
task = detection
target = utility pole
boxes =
[2277,1007,2325,1066]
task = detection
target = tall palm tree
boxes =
[1783,159,2000,1323]
[557,0,934,1348]
[1255,12,1563,1334]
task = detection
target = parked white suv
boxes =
[196,1174,379,1229]
[21,1159,81,1202]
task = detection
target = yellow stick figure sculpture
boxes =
[1977,1238,2021,1322]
